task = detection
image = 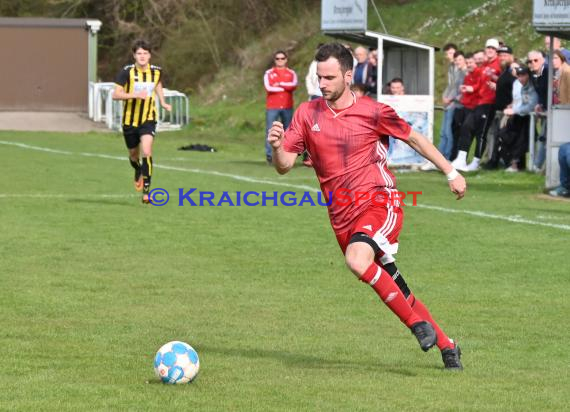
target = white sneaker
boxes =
[465,160,480,171]
[420,161,438,171]
[505,166,519,172]
[451,158,468,172]
[531,165,539,173]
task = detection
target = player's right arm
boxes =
[407,129,467,200]
[112,85,146,100]
[267,121,298,174]
[112,67,146,100]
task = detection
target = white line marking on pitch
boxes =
[2,140,569,232]
[0,194,137,199]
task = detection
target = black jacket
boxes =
[495,67,516,111]
[532,64,549,109]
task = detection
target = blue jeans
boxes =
[534,120,547,168]
[438,107,455,160]
[559,143,570,189]
[265,109,293,157]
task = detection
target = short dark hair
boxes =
[273,50,288,59]
[443,43,458,52]
[315,43,354,74]
[132,39,151,53]
[389,77,404,86]
[553,49,567,63]
[454,50,464,58]
[465,52,474,59]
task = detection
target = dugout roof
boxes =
[0,17,101,111]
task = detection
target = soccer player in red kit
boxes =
[267,43,467,370]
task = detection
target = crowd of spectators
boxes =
[263,37,570,197]
[412,36,570,197]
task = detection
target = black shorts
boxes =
[122,121,157,149]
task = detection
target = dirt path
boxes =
[0,112,110,133]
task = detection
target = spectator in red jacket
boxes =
[451,52,481,165]
[264,50,298,164]
[453,39,501,171]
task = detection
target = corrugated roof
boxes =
[0,17,101,28]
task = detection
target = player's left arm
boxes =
[155,82,172,112]
[406,129,467,200]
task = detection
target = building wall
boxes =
[0,26,88,111]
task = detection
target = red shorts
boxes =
[335,205,404,265]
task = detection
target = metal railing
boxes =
[88,82,190,131]
[527,111,546,171]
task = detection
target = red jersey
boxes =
[461,69,481,109]
[283,96,412,233]
[478,57,501,105]
[264,67,298,110]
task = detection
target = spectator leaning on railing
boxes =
[528,50,548,171]
[497,66,538,172]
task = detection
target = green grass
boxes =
[0,126,569,411]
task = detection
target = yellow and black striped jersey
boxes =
[114,64,164,127]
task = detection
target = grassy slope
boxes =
[197,0,539,149]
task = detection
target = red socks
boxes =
[408,296,455,350]
[360,263,422,328]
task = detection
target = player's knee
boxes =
[345,245,374,278]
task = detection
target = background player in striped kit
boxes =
[112,39,171,203]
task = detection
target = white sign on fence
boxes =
[378,95,434,166]
[321,0,367,32]
[533,0,570,28]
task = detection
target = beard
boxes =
[321,84,346,102]
[500,59,512,69]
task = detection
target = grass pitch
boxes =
[1,126,569,411]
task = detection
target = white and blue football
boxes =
[154,341,200,384]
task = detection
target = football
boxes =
[154,341,200,384]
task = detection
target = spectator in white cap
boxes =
[485,38,500,51]
[484,45,517,169]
